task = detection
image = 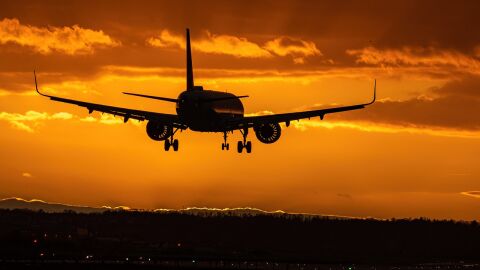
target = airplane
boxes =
[35,29,376,154]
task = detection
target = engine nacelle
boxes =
[254,123,281,144]
[146,121,172,141]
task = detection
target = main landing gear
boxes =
[221,131,230,150]
[237,128,252,154]
[221,129,252,153]
[164,128,179,152]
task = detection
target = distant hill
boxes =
[0,197,354,219]
[0,198,105,213]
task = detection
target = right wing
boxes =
[34,71,186,128]
[227,80,376,129]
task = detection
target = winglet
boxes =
[364,79,376,105]
[34,70,48,97]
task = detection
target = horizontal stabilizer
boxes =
[123,92,178,103]
[201,95,249,103]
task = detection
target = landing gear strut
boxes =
[237,128,252,153]
[164,127,179,152]
[221,131,230,150]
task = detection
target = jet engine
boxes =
[254,123,281,144]
[146,121,172,141]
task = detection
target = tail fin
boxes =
[186,28,194,90]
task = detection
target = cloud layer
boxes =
[0,110,140,132]
[147,30,272,58]
[264,36,321,64]
[461,191,480,199]
[347,46,480,74]
[147,29,320,62]
[0,111,73,132]
[329,76,480,131]
[0,18,119,55]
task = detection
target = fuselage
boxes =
[176,89,244,132]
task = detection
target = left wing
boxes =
[34,71,185,128]
[228,80,376,129]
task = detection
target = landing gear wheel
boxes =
[222,143,230,151]
[172,139,179,151]
[245,141,252,153]
[237,141,243,153]
[221,131,230,151]
[238,128,251,154]
[164,140,171,151]
[163,126,180,152]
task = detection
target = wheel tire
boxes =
[164,140,171,151]
[237,141,243,153]
[172,139,179,151]
[245,141,252,153]
[226,143,230,151]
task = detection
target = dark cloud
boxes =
[0,0,479,94]
[0,72,33,92]
[0,69,99,93]
[433,76,480,99]
[0,0,479,72]
[330,76,480,131]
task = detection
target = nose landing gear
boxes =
[221,143,229,150]
[221,131,230,150]
[237,128,252,153]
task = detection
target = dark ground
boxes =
[1,209,479,269]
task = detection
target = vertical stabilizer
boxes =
[186,28,194,90]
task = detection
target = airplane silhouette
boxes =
[35,29,376,153]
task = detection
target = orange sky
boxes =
[1,0,480,220]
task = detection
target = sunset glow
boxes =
[1,0,479,220]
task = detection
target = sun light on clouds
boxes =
[147,30,321,62]
[21,172,32,178]
[244,106,480,139]
[0,18,120,55]
[0,111,141,132]
[148,29,272,58]
[290,119,480,139]
[347,46,480,74]
[0,111,74,132]
[264,36,322,64]
[146,29,184,49]
[80,114,142,126]
[460,191,480,199]
[194,31,272,58]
